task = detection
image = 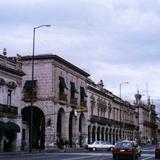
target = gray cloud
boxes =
[1,0,160,106]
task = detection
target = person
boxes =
[59,138,64,149]
[21,139,26,151]
[56,136,60,148]
[64,140,69,148]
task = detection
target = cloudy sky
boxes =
[1,0,160,109]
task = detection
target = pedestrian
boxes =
[59,138,64,149]
[57,136,60,148]
[64,140,69,148]
[21,139,26,151]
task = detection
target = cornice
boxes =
[21,54,90,77]
[0,64,25,77]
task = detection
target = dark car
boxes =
[155,144,160,159]
[112,140,140,160]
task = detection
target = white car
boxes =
[85,141,114,151]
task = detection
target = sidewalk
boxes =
[0,147,87,156]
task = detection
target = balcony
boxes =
[22,90,37,102]
[90,115,99,123]
[80,100,87,107]
[143,120,158,128]
[59,93,68,102]
[90,115,111,125]
[70,97,78,107]
[0,104,18,116]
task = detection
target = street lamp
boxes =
[119,82,128,140]
[29,24,51,152]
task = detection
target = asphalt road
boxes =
[0,144,157,160]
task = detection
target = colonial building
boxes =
[133,90,158,144]
[21,54,90,150]
[86,79,136,145]
[0,49,25,152]
[156,117,160,143]
[22,53,155,150]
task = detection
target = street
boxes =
[0,144,157,160]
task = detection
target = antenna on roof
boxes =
[146,82,148,98]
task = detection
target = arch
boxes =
[79,113,86,147]
[97,127,100,141]
[92,126,96,143]
[21,106,45,149]
[105,128,108,141]
[69,109,76,147]
[109,128,112,143]
[112,129,115,144]
[116,129,119,142]
[88,125,91,144]
[57,108,65,138]
[101,127,104,141]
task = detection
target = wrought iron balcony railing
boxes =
[0,104,18,116]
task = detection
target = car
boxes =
[85,141,114,151]
[112,140,140,160]
[155,144,160,159]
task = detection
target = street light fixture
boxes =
[29,24,51,152]
[119,81,128,140]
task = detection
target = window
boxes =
[7,89,12,107]
[23,80,37,101]
[70,82,78,105]
[70,82,78,98]
[59,77,68,101]
[80,86,87,106]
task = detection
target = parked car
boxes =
[112,140,141,160]
[155,144,160,159]
[85,141,114,151]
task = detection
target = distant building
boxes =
[0,49,25,152]
[133,90,158,144]
[86,79,136,144]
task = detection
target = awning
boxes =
[59,77,68,89]
[5,121,20,133]
[0,121,5,132]
[71,82,78,93]
[80,87,88,97]
[23,80,37,90]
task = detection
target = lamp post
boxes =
[29,24,51,152]
[119,82,128,140]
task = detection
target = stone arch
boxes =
[97,126,100,141]
[57,108,65,139]
[92,126,96,143]
[88,125,91,144]
[101,127,104,141]
[113,129,115,144]
[79,113,86,146]
[105,128,108,141]
[21,106,45,149]
[109,128,112,143]
[116,129,119,142]
[68,109,76,147]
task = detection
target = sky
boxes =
[1,0,160,110]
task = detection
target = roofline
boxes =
[21,54,90,77]
[0,64,25,77]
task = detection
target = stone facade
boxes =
[0,49,25,152]
[133,90,158,144]
[86,79,136,145]
[20,54,159,151]
[21,54,90,149]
